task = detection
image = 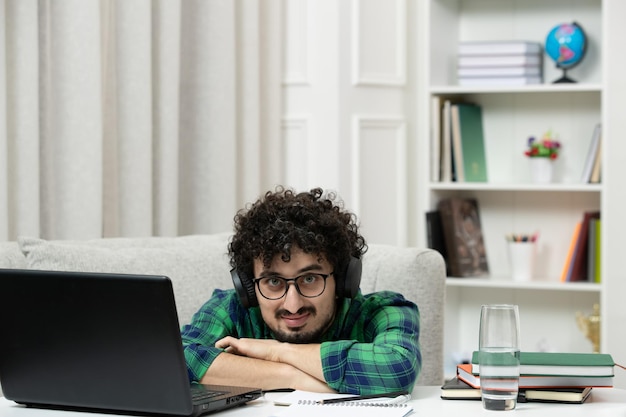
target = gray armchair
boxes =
[1,235,446,389]
[362,244,445,386]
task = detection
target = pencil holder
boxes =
[508,241,535,282]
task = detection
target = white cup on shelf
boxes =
[507,241,535,282]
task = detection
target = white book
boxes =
[458,76,542,86]
[458,66,541,77]
[459,41,542,56]
[450,104,464,182]
[580,123,602,183]
[458,54,542,68]
[590,135,602,183]
[441,100,452,182]
[430,96,442,182]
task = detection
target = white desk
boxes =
[1,387,626,417]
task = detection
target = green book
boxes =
[471,351,614,377]
[455,103,488,182]
[587,218,598,282]
[595,220,602,282]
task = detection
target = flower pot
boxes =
[530,158,553,183]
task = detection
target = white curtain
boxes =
[0,0,283,241]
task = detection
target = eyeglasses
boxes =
[253,272,333,300]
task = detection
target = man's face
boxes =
[253,247,337,343]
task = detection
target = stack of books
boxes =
[441,376,594,404]
[429,98,488,184]
[457,40,543,86]
[441,351,615,404]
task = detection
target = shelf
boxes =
[429,183,602,192]
[446,277,601,293]
[430,84,603,95]
[420,0,620,383]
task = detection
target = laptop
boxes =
[0,269,262,416]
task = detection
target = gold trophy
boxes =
[576,303,600,353]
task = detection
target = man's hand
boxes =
[215,336,283,362]
[214,336,326,383]
[202,338,333,392]
[202,352,334,392]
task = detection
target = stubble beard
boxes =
[271,306,335,343]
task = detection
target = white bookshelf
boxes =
[446,277,601,293]
[415,0,613,379]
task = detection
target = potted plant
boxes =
[525,131,561,183]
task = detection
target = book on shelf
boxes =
[594,219,602,282]
[457,363,613,389]
[568,211,601,281]
[457,66,541,78]
[456,43,544,86]
[441,376,593,404]
[430,95,442,182]
[450,103,488,182]
[458,40,542,56]
[458,53,542,68]
[450,104,465,182]
[560,221,582,282]
[470,351,615,377]
[458,76,542,86]
[425,210,450,275]
[589,132,603,183]
[441,99,453,182]
[440,98,466,183]
[437,197,489,277]
[587,217,599,282]
[580,123,602,183]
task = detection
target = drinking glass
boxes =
[479,304,521,411]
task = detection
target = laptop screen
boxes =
[0,269,260,416]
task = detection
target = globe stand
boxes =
[553,68,576,84]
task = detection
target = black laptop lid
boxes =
[0,269,194,415]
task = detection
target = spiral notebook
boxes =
[273,391,414,417]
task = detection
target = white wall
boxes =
[281,0,414,247]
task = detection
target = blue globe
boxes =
[545,22,586,69]
[545,22,587,83]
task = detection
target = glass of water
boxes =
[479,304,521,411]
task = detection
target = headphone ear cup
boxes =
[231,268,258,308]
[338,256,362,299]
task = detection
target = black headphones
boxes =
[231,256,362,308]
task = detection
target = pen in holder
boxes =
[506,233,538,282]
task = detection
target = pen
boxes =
[316,390,409,405]
[505,232,539,243]
[263,388,295,393]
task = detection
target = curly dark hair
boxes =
[228,186,367,279]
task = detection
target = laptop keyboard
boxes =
[191,388,228,402]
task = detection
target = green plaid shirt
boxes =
[181,288,421,394]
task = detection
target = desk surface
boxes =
[1,386,625,417]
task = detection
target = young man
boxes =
[181,187,421,394]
